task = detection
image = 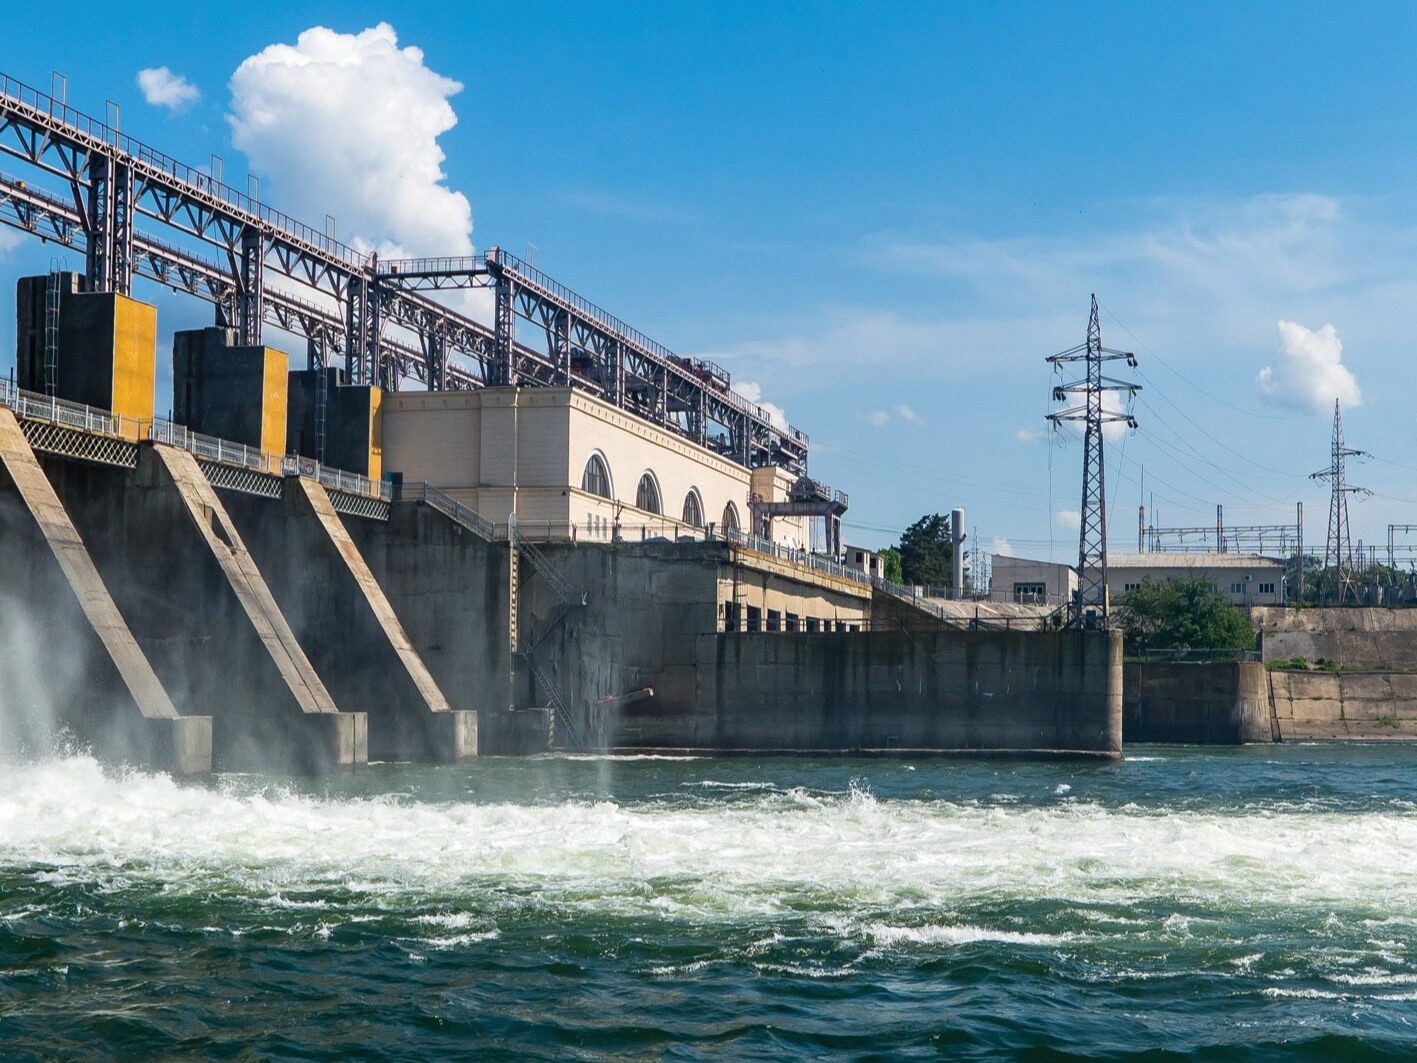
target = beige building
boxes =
[1087,553,1286,607]
[382,386,809,546]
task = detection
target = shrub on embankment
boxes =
[1116,577,1256,658]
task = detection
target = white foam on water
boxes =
[2,755,1417,933]
[864,923,1073,947]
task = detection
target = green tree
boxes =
[898,513,954,586]
[1117,577,1256,655]
[878,546,904,584]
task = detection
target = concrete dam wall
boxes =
[614,628,1122,758]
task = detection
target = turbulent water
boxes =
[3,747,1417,1060]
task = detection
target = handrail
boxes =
[0,378,141,440]
[400,481,497,539]
[0,380,388,499]
[150,418,272,473]
[509,514,584,605]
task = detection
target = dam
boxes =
[0,279,1120,772]
[0,72,1118,771]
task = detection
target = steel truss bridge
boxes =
[0,72,807,475]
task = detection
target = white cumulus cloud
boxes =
[1055,510,1081,530]
[866,409,890,428]
[1255,320,1361,414]
[137,67,200,111]
[227,23,473,259]
[1016,426,1048,444]
[991,536,1014,557]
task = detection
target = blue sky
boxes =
[5,3,1417,562]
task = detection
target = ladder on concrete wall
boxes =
[43,270,61,397]
[314,368,328,463]
[508,516,588,748]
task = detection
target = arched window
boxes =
[636,471,662,514]
[720,501,740,533]
[581,452,613,499]
[682,489,704,527]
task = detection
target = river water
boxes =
[2,745,1417,1060]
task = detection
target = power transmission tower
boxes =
[1046,295,1139,626]
[1310,399,1368,604]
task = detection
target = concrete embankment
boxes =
[1252,607,1417,669]
[1250,607,1417,740]
[1123,661,1272,744]
[1269,670,1417,739]
[614,628,1122,759]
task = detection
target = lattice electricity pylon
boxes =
[1046,294,1139,625]
[1310,399,1368,604]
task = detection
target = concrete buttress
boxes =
[224,478,476,762]
[42,442,366,773]
[0,408,211,773]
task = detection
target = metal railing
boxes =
[0,380,389,500]
[1137,647,1262,662]
[379,256,484,276]
[509,515,583,605]
[149,419,273,473]
[399,481,497,538]
[281,455,390,500]
[724,529,872,585]
[0,378,141,439]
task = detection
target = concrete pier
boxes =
[225,477,476,762]
[1123,661,1272,744]
[345,497,511,751]
[0,409,211,773]
[44,443,366,773]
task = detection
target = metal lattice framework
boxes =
[19,419,137,468]
[195,460,282,499]
[1389,525,1417,572]
[1145,503,1301,557]
[326,490,391,522]
[0,72,807,476]
[1310,399,1368,604]
[1046,295,1139,623]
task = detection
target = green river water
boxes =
[1,745,1416,1060]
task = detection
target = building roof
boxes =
[992,553,1073,569]
[1094,552,1284,570]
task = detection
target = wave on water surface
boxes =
[3,751,1417,1059]
[2,754,1417,922]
